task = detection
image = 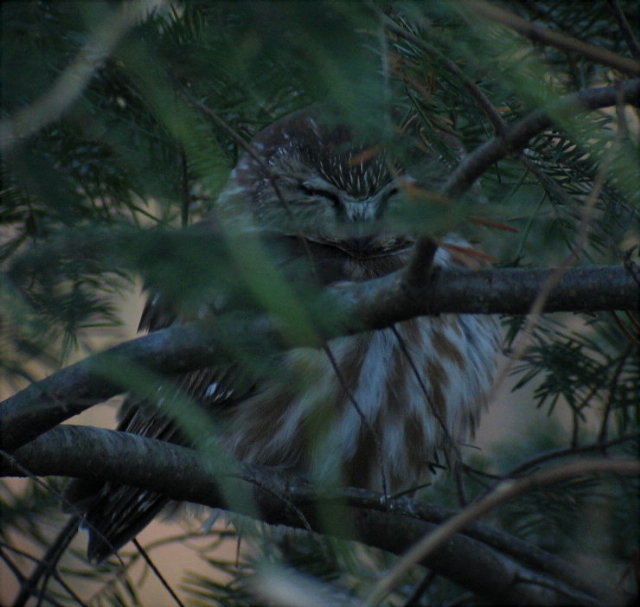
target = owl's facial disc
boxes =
[225,109,412,254]
[295,173,400,236]
[293,178,410,257]
[300,176,395,216]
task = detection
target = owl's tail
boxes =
[12,481,170,606]
[63,477,169,562]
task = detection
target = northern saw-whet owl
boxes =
[66,108,501,562]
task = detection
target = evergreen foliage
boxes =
[1,1,638,605]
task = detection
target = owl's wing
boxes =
[64,283,248,562]
[64,223,359,561]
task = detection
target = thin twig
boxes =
[322,344,389,499]
[611,311,640,347]
[380,14,507,134]
[402,570,437,607]
[390,325,457,462]
[0,548,64,607]
[132,538,186,607]
[403,237,438,294]
[364,458,640,606]
[598,347,634,443]
[465,1,640,76]
[12,517,81,607]
[507,432,640,477]
[180,149,190,227]
[608,0,640,59]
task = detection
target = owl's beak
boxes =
[341,198,379,223]
[334,202,387,253]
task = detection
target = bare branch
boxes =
[1,425,629,606]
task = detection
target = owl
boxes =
[65,108,501,562]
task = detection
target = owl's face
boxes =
[219,110,412,255]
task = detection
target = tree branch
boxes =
[440,78,640,198]
[4,72,638,453]
[1,263,637,452]
[367,458,639,605]
[466,1,640,76]
[1,425,629,606]
[608,0,640,60]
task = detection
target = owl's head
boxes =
[218,109,413,253]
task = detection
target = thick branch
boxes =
[1,263,637,452]
[1,425,627,606]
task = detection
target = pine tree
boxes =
[1,1,638,605]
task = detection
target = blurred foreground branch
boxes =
[0,0,166,153]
